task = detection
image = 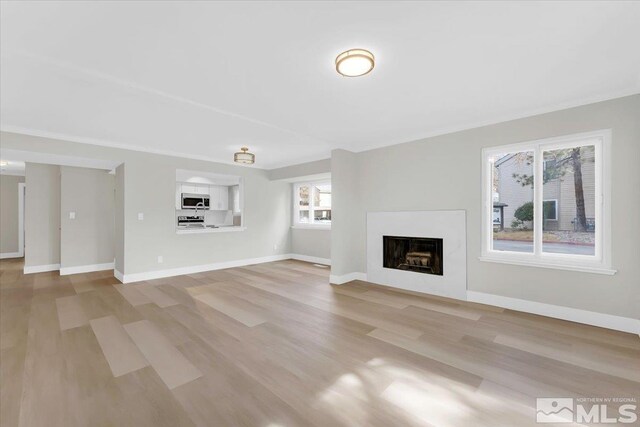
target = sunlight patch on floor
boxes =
[369,357,535,426]
[316,373,373,425]
[382,381,471,426]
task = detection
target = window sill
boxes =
[291,225,331,230]
[478,255,616,275]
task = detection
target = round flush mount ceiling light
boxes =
[234,147,255,164]
[335,48,375,77]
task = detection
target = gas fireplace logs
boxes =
[405,252,432,267]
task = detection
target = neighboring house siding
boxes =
[495,155,533,229]
[495,149,595,232]
[542,172,561,231]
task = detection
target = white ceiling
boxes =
[1,1,639,169]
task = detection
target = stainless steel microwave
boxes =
[181,193,210,210]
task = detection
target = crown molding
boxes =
[0,125,263,169]
[351,89,640,154]
[3,91,638,171]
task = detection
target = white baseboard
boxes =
[118,254,294,284]
[60,262,114,276]
[291,254,331,266]
[467,291,640,335]
[24,263,60,274]
[114,269,124,283]
[330,272,367,285]
[0,252,22,259]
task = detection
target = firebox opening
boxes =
[383,235,443,276]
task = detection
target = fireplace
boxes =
[368,211,465,299]
[383,235,443,276]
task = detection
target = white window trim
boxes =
[480,129,615,275]
[543,199,558,221]
[292,180,331,229]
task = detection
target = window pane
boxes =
[543,200,557,220]
[298,186,310,223]
[542,145,595,256]
[313,183,331,224]
[491,151,534,253]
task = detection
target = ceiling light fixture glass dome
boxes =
[335,49,375,77]
[234,147,255,164]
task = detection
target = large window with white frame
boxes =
[481,130,614,274]
[293,181,331,227]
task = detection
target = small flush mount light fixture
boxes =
[335,48,375,77]
[0,160,8,167]
[234,147,255,165]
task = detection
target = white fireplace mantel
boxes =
[366,210,467,300]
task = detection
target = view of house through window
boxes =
[484,132,606,265]
[541,145,595,255]
[298,185,310,223]
[294,181,331,226]
[491,150,535,253]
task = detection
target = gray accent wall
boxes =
[3,132,292,276]
[331,94,640,318]
[60,166,115,269]
[0,175,24,255]
[25,163,61,268]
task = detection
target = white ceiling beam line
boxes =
[0,147,121,171]
[3,49,335,147]
[0,125,332,170]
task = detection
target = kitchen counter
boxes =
[175,226,246,234]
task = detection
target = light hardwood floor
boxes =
[1,257,638,426]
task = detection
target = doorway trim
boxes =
[18,182,25,257]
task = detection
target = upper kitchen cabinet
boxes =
[180,184,210,195]
[209,185,229,210]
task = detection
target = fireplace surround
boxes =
[366,210,467,300]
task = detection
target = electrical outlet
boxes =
[157,255,163,264]
[274,244,278,251]
[138,212,144,220]
[69,211,76,220]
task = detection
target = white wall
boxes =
[114,164,125,273]
[60,166,115,270]
[122,154,291,275]
[0,175,24,255]
[331,94,640,319]
[24,163,60,269]
[331,149,364,276]
[269,159,332,261]
[291,228,330,261]
[268,158,330,181]
[2,132,292,277]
